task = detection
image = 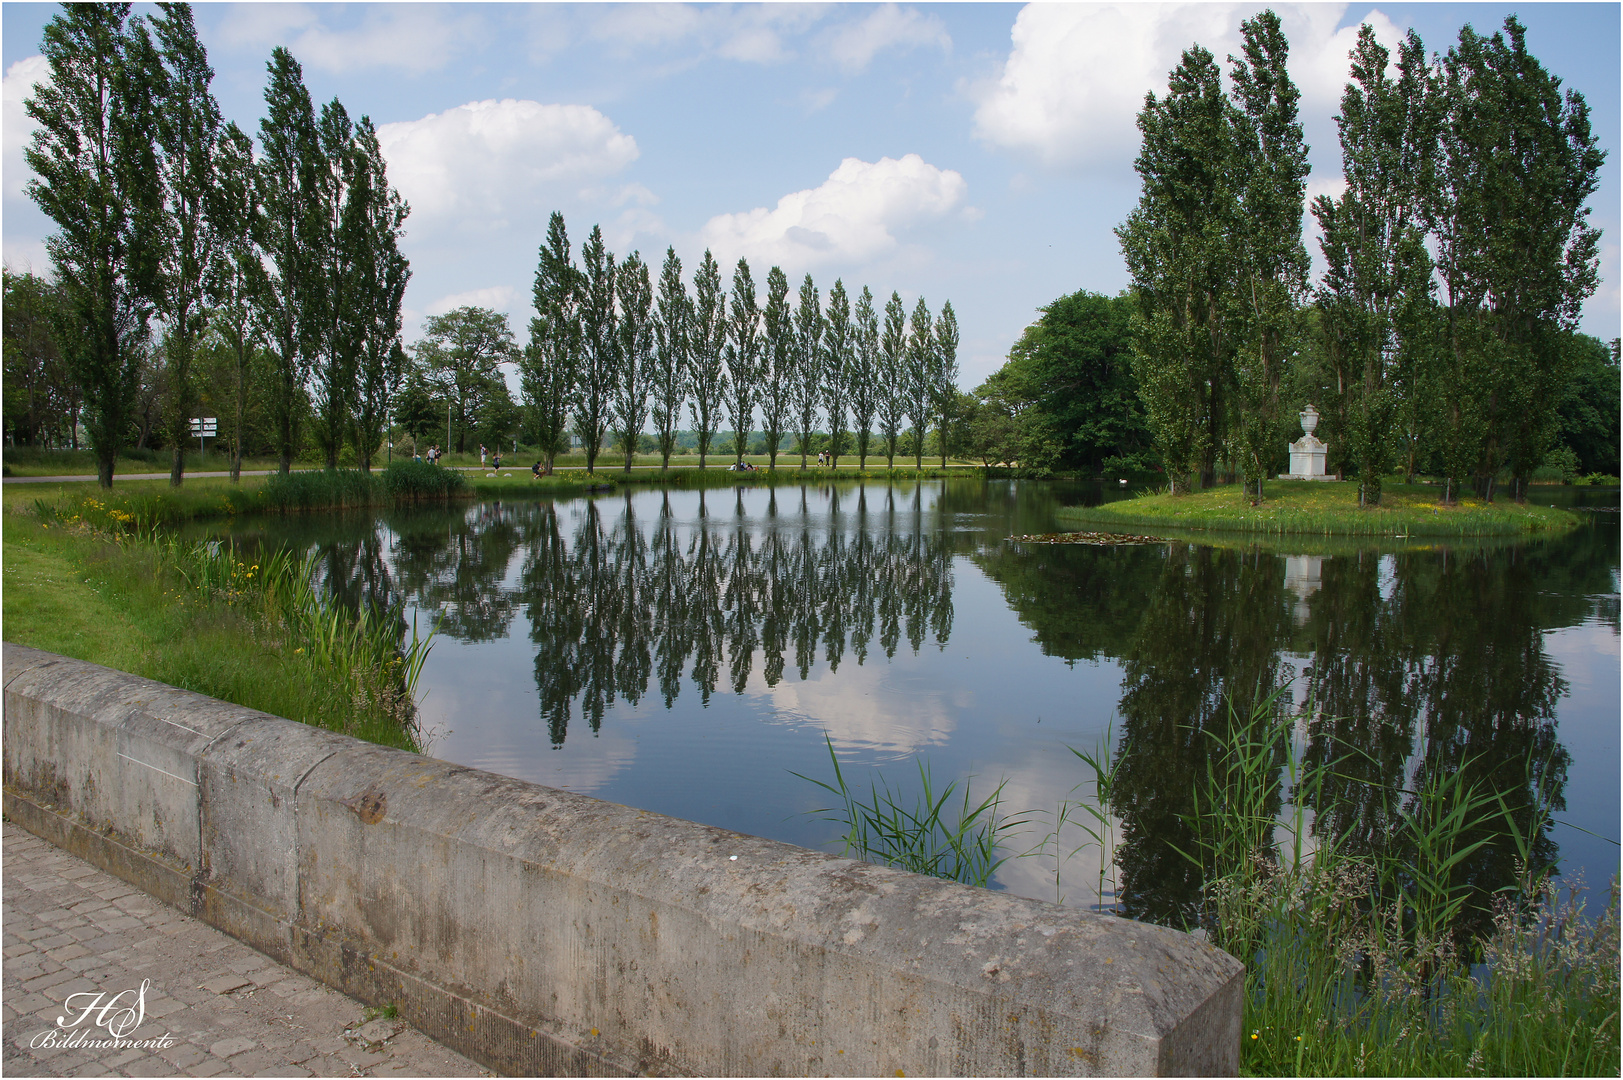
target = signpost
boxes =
[190,417,217,460]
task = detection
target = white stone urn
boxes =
[1299,405,1320,437]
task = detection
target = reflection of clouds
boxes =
[746,662,956,759]
[973,741,1123,910]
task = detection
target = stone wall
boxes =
[2,644,1243,1076]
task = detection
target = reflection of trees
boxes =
[1301,547,1571,943]
[435,487,961,746]
[388,503,523,641]
[977,529,1584,938]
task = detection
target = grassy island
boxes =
[1057,480,1580,538]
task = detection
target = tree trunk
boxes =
[170,446,185,487]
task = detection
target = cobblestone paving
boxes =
[2,821,489,1078]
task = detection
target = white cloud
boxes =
[588,4,827,66]
[426,286,518,318]
[214,3,488,75]
[698,155,970,271]
[971,3,1403,170]
[376,100,639,233]
[823,4,951,74]
[4,56,49,201]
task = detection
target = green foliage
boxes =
[974,291,1149,474]
[416,306,518,457]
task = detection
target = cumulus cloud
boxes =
[214,3,488,75]
[698,154,970,271]
[971,3,1403,170]
[823,5,951,74]
[376,100,639,233]
[4,56,48,201]
[425,286,519,318]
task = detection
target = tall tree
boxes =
[345,118,409,472]
[876,291,909,466]
[206,122,263,481]
[848,286,880,467]
[417,306,518,455]
[613,251,654,472]
[1227,10,1310,503]
[2,270,78,449]
[574,225,617,472]
[823,279,852,467]
[724,257,761,465]
[25,3,164,488]
[309,97,355,468]
[759,265,794,469]
[932,301,960,466]
[648,246,688,470]
[148,2,221,487]
[1312,26,1437,506]
[904,297,934,468]
[1117,45,1239,493]
[254,47,321,474]
[1431,16,1604,502]
[524,212,579,474]
[687,250,727,468]
[791,274,823,467]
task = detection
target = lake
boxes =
[208,479,1620,925]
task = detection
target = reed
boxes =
[794,736,1031,888]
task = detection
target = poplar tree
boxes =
[648,246,688,470]
[613,251,654,472]
[876,291,909,466]
[346,118,410,472]
[1228,10,1310,502]
[687,250,728,468]
[1117,45,1238,492]
[254,47,321,474]
[310,98,356,468]
[575,225,618,472]
[724,258,761,464]
[759,265,794,468]
[904,297,934,468]
[791,274,823,466]
[1432,17,1603,502]
[148,2,221,487]
[932,301,960,465]
[206,122,261,482]
[1312,27,1437,506]
[525,213,579,474]
[25,3,164,489]
[849,286,880,467]
[823,279,852,467]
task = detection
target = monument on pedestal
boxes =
[1279,404,1331,480]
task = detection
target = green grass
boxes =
[1058,481,1580,537]
[1,445,300,477]
[3,510,427,751]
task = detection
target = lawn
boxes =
[1058,480,1580,537]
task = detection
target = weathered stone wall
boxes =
[2,643,1243,1076]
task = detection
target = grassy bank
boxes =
[3,509,428,751]
[1058,481,1579,537]
[802,703,1620,1076]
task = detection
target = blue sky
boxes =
[4,3,1618,391]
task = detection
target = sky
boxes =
[4,2,1619,393]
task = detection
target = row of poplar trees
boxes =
[1119,11,1603,503]
[24,2,409,488]
[523,213,961,474]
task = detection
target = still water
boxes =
[213,480,1620,923]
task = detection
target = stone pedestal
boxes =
[1278,404,1334,481]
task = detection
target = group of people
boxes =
[416,444,442,464]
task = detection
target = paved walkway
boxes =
[2,822,488,1078]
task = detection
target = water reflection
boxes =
[210,481,1617,930]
